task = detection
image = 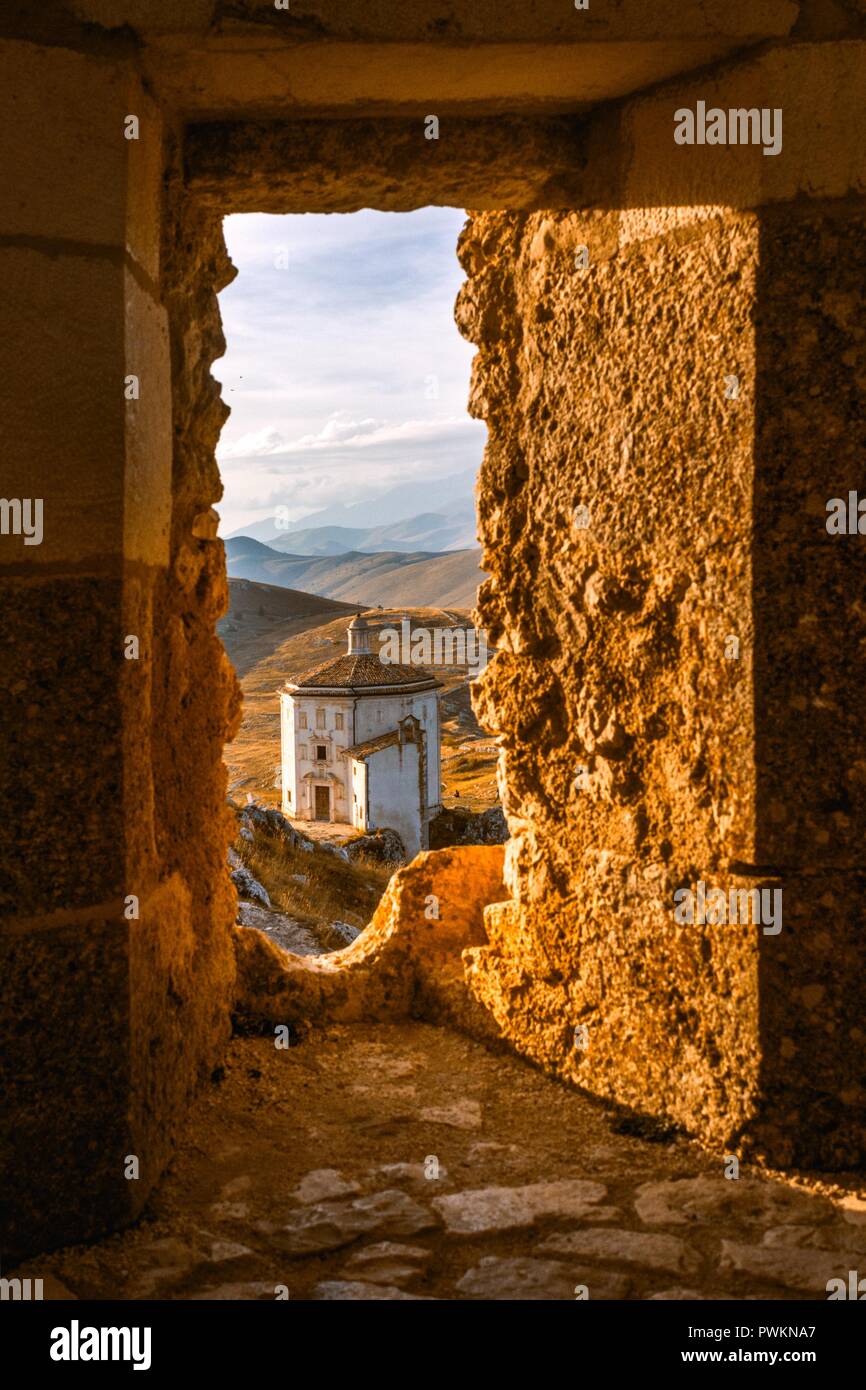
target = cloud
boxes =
[217,426,288,458]
[213,207,482,532]
[217,411,476,460]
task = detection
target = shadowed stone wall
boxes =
[0,45,239,1258]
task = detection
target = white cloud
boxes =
[217,426,289,458]
[213,207,481,532]
[218,411,476,460]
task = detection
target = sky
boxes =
[214,208,485,534]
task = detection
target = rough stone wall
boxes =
[462,205,764,1155]
[143,141,241,1172]
[461,110,866,1165]
[0,40,169,1255]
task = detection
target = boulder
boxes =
[429,806,508,849]
[230,866,270,908]
[345,829,406,865]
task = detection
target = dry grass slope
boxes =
[234,811,394,941]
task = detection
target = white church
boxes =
[279,615,442,858]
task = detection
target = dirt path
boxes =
[28,1023,866,1301]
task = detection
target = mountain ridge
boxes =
[225,468,477,547]
[225,535,484,610]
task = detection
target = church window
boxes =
[298,711,307,730]
[335,713,344,731]
[316,708,325,728]
[316,745,327,762]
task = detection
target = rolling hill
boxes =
[224,536,485,610]
[217,578,360,678]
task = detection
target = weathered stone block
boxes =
[0,41,143,251]
[123,273,172,567]
[0,247,125,567]
[0,915,135,1257]
[0,577,124,918]
[622,43,866,213]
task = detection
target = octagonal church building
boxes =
[279,615,442,858]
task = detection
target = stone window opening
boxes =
[180,112,866,1186]
[6,10,865,1291]
[44,100,850,1289]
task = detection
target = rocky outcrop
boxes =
[236,902,327,958]
[230,864,271,909]
[344,829,406,866]
[429,806,508,849]
[235,800,315,853]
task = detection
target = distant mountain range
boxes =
[225,536,484,610]
[257,506,477,557]
[227,469,477,553]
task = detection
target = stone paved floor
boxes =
[26,1023,866,1301]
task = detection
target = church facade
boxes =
[279,616,442,858]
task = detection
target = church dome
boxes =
[282,617,442,696]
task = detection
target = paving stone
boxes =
[345,1241,430,1267]
[575,1270,632,1300]
[340,1261,423,1287]
[457,1256,629,1301]
[187,1283,278,1300]
[133,1239,200,1296]
[208,1198,251,1220]
[647,1289,709,1300]
[634,1176,832,1229]
[839,1197,866,1227]
[432,1179,607,1235]
[457,1257,574,1300]
[582,1206,623,1224]
[420,1099,482,1129]
[291,1169,360,1204]
[762,1224,866,1252]
[343,1240,431,1287]
[720,1240,864,1293]
[209,1175,253,1221]
[268,1189,436,1256]
[378,1161,448,1189]
[199,1236,256,1262]
[315,1280,432,1300]
[350,1082,418,1102]
[540,1228,701,1276]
